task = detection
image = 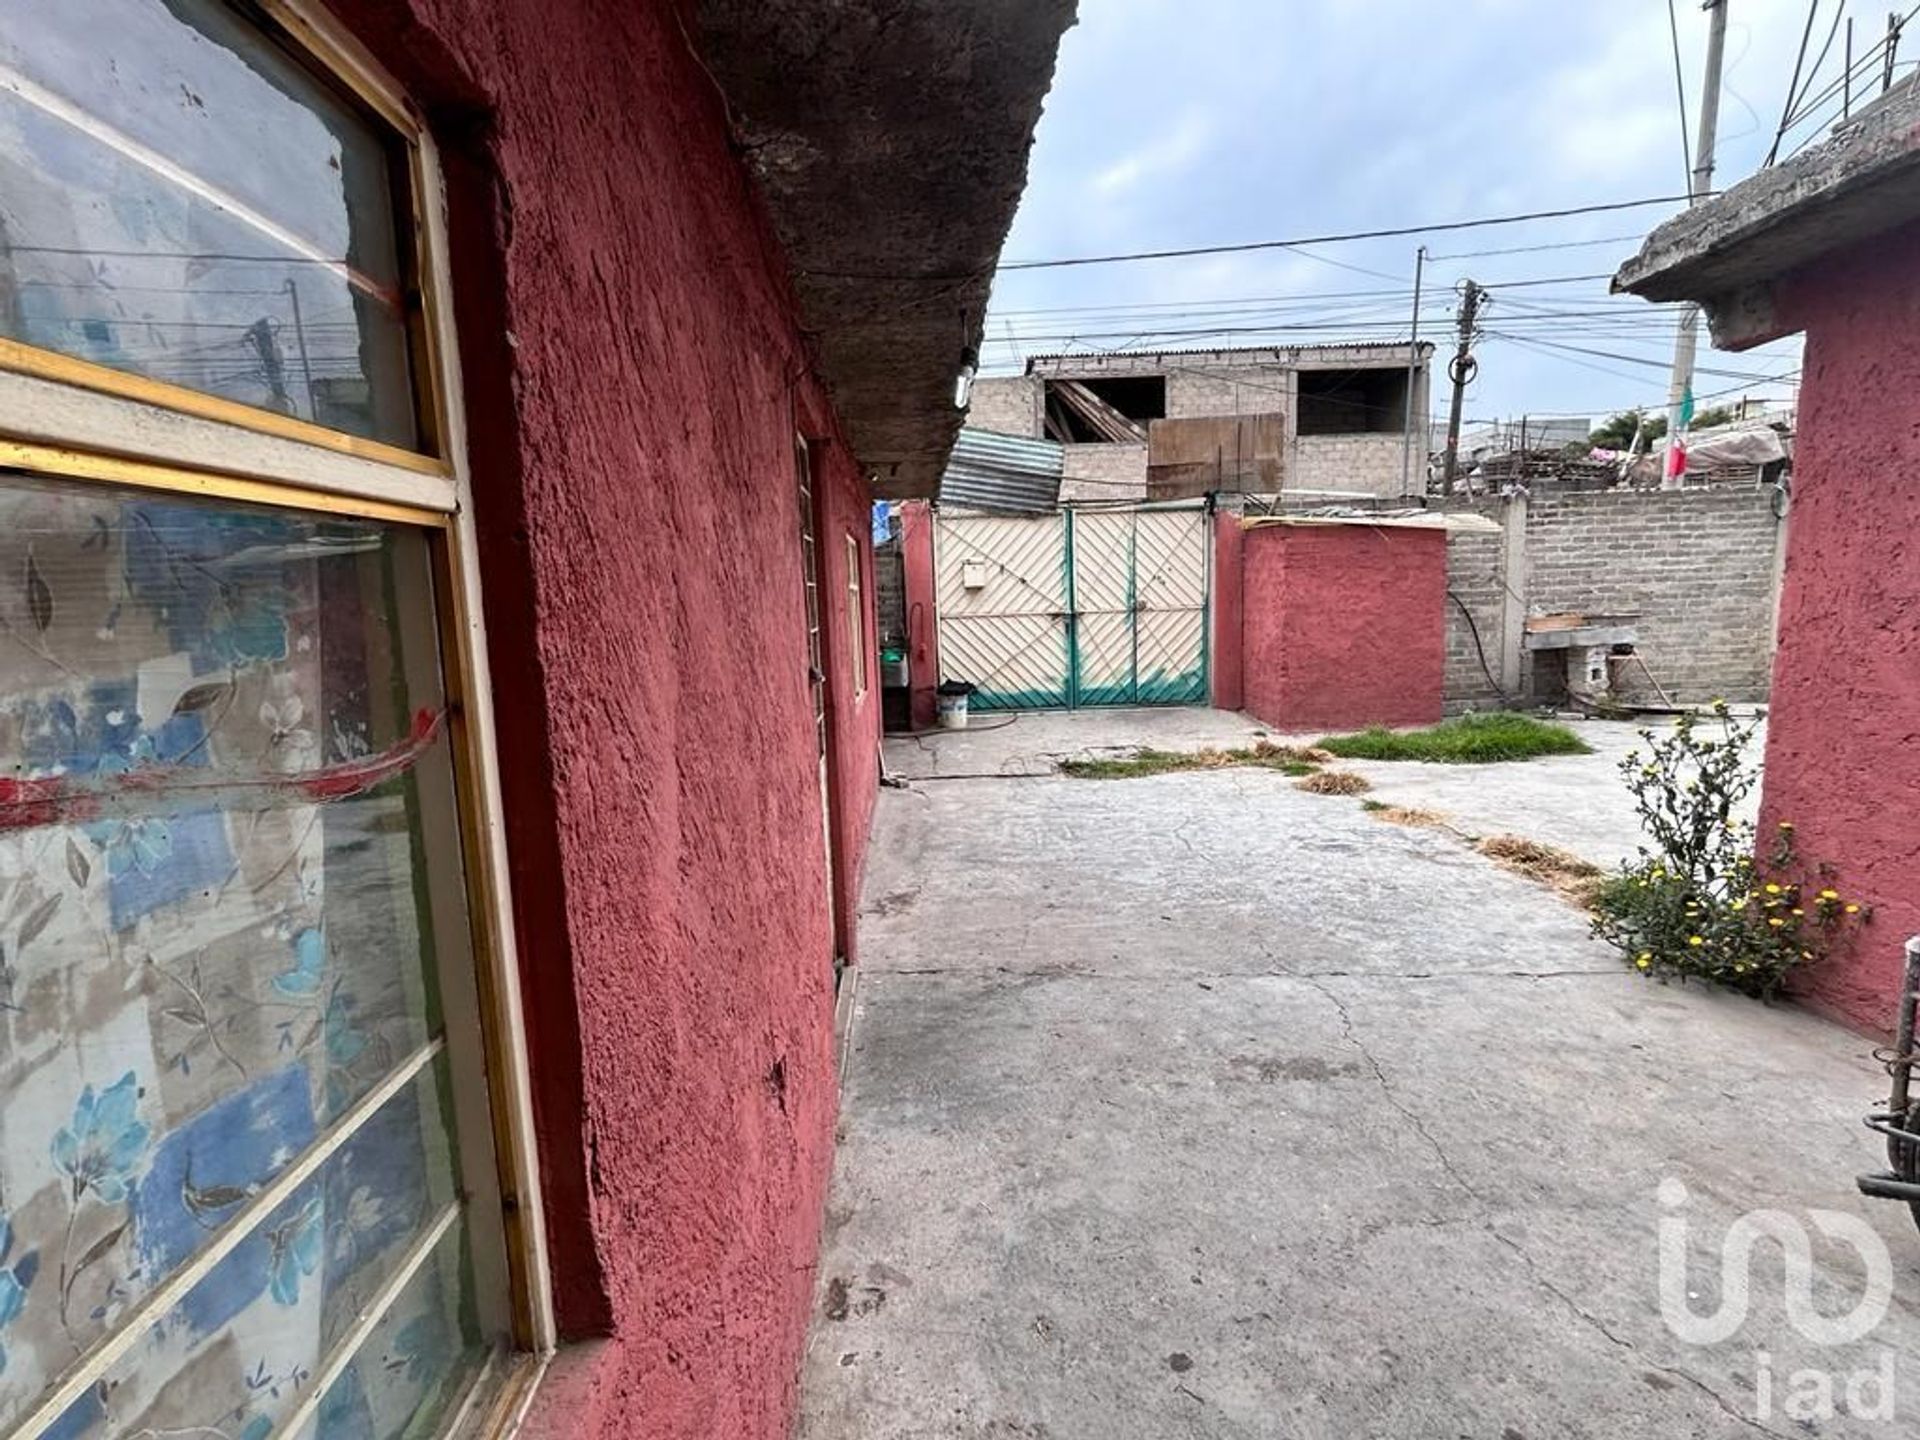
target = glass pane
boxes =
[0,474,495,1431]
[0,0,420,448]
[32,1061,477,1440]
[291,1223,491,1440]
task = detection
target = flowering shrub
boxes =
[1590,703,1866,997]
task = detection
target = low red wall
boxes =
[1760,221,1920,1035]
[1211,510,1245,711]
[1239,524,1447,733]
[334,1,876,1435]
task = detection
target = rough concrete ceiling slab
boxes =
[694,0,1077,499]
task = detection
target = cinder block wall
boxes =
[966,375,1043,437]
[1060,443,1148,502]
[1437,483,1783,711]
[1293,434,1415,498]
[1441,510,1508,710]
[1525,487,1781,703]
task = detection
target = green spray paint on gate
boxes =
[937,506,1210,713]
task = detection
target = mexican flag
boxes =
[1665,385,1694,482]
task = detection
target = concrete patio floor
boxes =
[802,710,1913,1439]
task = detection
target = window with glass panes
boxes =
[0,4,536,1438]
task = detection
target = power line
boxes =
[812,195,1705,282]
[1667,0,1696,190]
[994,196,1704,272]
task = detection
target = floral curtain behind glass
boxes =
[0,476,488,1439]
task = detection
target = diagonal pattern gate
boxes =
[935,505,1209,712]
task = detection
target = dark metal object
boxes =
[1856,936,1920,1231]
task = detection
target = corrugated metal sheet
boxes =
[938,427,1065,513]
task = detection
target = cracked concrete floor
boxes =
[800,720,1918,1439]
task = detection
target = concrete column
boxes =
[899,500,941,729]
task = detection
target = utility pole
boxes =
[1400,245,1426,495]
[1887,11,1905,92]
[1664,0,1729,489]
[284,277,318,421]
[1441,279,1484,492]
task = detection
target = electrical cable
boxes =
[1668,0,1696,191]
[807,196,1708,281]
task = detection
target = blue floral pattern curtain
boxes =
[0,475,494,1438]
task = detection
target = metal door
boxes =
[934,505,1208,711]
[933,510,1072,710]
[1069,506,1210,706]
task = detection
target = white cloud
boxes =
[1088,111,1213,198]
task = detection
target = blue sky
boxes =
[982,0,1874,430]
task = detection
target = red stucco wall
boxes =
[1759,222,1920,1035]
[899,501,941,730]
[1211,510,1245,711]
[1239,524,1447,732]
[330,1,877,1435]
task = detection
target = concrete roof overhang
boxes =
[1613,76,1920,350]
[694,1,1077,498]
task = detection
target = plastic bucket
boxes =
[936,680,974,730]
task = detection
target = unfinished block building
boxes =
[968,342,1434,502]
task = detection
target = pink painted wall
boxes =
[331,1,877,1434]
[1757,220,1920,1035]
[1239,525,1447,733]
[1211,511,1246,711]
[899,501,941,730]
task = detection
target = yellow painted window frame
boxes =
[845,532,866,698]
[0,0,556,1432]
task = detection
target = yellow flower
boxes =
[1768,918,1785,928]
[1818,889,1839,901]
[1791,908,1804,917]
[1764,883,1782,895]
[1635,955,1652,970]
[1688,935,1705,947]
[1778,821,1795,831]
[1846,903,1861,914]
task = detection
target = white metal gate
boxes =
[934,505,1209,711]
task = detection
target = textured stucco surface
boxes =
[331,2,881,1435]
[1240,526,1447,731]
[1210,511,1245,711]
[1760,222,1920,1035]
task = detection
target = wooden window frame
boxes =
[845,532,867,698]
[0,2,556,1434]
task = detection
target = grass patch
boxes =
[1294,770,1372,796]
[1058,741,1322,780]
[1316,712,1591,764]
[1475,834,1605,907]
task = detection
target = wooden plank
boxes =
[1147,414,1284,498]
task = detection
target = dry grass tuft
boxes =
[1364,804,1450,829]
[1294,770,1373,796]
[1475,834,1605,907]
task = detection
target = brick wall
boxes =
[1442,507,1507,711]
[875,531,906,646]
[1060,442,1148,503]
[1435,484,1783,711]
[1525,487,1781,703]
[1292,434,1415,498]
[966,375,1043,436]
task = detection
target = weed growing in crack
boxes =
[1589,702,1868,997]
